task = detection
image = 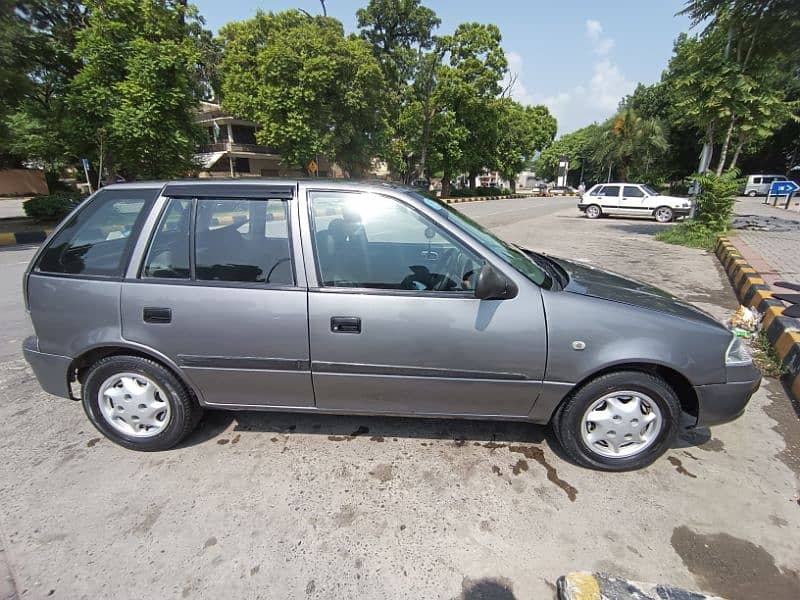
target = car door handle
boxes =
[331,316,361,334]
[143,307,172,324]
[420,250,439,261]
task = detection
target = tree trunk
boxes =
[727,137,745,172]
[441,168,451,199]
[509,178,516,194]
[468,170,477,191]
[699,120,716,173]
[716,116,736,175]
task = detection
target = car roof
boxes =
[100,178,417,194]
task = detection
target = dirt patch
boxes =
[369,464,393,483]
[509,445,577,502]
[668,456,697,479]
[671,526,800,600]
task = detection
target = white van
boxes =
[744,174,787,196]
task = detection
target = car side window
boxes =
[623,186,644,198]
[37,189,153,277]
[141,198,293,285]
[194,199,293,284]
[309,191,482,292]
[142,199,191,279]
[589,186,603,196]
[763,177,773,184]
[602,185,620,197]
[752,177,761,184]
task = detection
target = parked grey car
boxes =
[23,180,760,470]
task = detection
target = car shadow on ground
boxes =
[182,408,553,450]
[602,220,674,236]
[179,406,720,466]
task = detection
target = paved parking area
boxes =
[1,198,799,599]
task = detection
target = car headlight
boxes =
[725,334,752,366]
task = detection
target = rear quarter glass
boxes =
[36,188,159,278]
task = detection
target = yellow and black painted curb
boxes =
[715,236,800,401]
[0,230,52,247]
[444,194,529,204]
[556,571,725,599]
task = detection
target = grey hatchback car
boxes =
[23,180,760,470]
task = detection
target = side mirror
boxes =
[474,263,518,300]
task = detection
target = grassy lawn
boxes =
[655,221,722,250]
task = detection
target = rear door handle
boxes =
[143,307,172,324]
[331,316,361,334]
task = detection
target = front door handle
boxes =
[331,316,361,334]
[143,307,172,324]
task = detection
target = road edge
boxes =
[715,236,800,401]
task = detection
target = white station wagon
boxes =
[578,183,692,223]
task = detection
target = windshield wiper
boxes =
[516,246,568,288]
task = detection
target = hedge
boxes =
[23,193,84,221]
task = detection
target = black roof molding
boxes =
[162,181,296,199]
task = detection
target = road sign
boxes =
[770,180,799,196]
[307,159,318,175]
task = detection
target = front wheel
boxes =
[654,206,674,223]
[82,355,202,451]
[747,190,757,197]
[553,371,681,471]
[585,204,602,219]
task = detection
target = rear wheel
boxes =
[82,355,202,451]
[654,206,674,223]
[553,371,680,471]
[585,204,602,219]
[747,190,757,197]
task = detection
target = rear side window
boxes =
[37,189,155,277]
[602,185,620,197]
[142,197,293,285]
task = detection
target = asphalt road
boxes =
[0,244,36,361]
[1,196,799,600]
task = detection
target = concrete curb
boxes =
[0,230,51,247]
[444,194,524,204]
[715,236,800,401]
[557,571,725,600]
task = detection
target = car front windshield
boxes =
[642,185,659,196]
[408,192,551,287]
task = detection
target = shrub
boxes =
[23,193,83,221]
[693,170,741,232]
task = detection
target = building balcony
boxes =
[200,142,279,155]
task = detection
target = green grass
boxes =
[751,329,788,379]
[655,222,723,250]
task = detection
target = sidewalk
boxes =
[731,196,800,285]
[0,198,26,220]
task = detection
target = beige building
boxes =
[193,102,339,178]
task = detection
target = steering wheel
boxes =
[431,248,470,291]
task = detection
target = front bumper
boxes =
[693,363,761,427]
[22,336,72,399]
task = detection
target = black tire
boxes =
[82,355,202,451]
[552,371,681,471]
[747,190,757,197]
[585,204,602,219]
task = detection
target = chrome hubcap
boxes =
[580,391,663,458]
[587,206,600,218]
[98,373,171,437]
[655,208,672,222]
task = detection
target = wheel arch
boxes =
[553,361,698,422]
[69,343,203,404]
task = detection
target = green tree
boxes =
[534,123,604,184]
[68,0,207,180]
[4,1,87,183]
[220,10,389,176]
[494,100,556,192]
[435,22,507,192]
[591,108,668,182]
[356,0,440,88]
